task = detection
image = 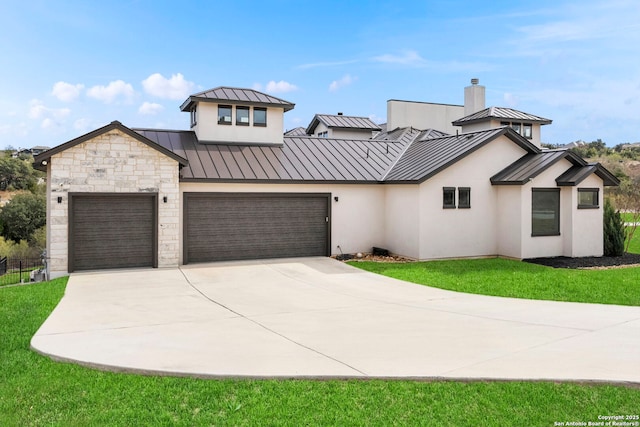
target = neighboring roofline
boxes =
[33,121,188,171]
[180,86,295,112]
[305,113,382,135]
[387,99,463,108]
[452,106,552,126]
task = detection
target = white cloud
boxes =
[87,80,135,104]
[28,99,70,120]
[41,118,55,129]
[264,80,298,93]
[142,73,195,100]
[329,74,357,92]
[51,81,84,102]
[503,92,519,107]
[73,118,91,132]
[138,101,164,115]
[373,50,426,66]
[368,113,385,125]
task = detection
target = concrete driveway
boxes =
[31,257,640,382]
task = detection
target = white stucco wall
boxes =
[460,119,543,148]
[330,128,376,140]
[496,185,524,258]
[568,174,604,257]
[178,182,386,263]
[193,102,284,144]
[46,129,180,278]
[387,100,463,134]
[383,185,420,258]
[415,136,527,259]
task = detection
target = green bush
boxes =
[0,192,46,243]
[603,199,625,256]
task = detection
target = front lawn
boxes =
[1,280,639,425]
[348,258,640,306]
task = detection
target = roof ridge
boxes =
[379,129,419,181]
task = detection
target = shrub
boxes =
[603,199,625,256]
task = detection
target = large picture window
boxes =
[532,188,560,236]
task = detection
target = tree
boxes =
[611,178,640,253]
[0,157,43,191]
[603,199,625,257]
[0,192,46,243]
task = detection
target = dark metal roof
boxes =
[180,87,295,112]
[305,114,381,134]
[33,121,188,172]
[452,106,552,126]
[417,129,450,140]
[136,129,408,183]
[383,127,539,183]
[492,149,619,187]
[556,163,620,187]
[284,127,307,136]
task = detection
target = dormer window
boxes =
[190,106,197,127]
[501,121,533,139]
[253,108,267,127]
[236,106,250,126]
[218,105,232,125]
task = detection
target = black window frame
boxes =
[532,188,560,236]
[458,187,471,209]
[522,123,533,139]
[577,188,599,209]
[443,187,456,209]
[218,105,232,125]
[236,106,250,126]
[190,105,197,127]
[253,107,267,127]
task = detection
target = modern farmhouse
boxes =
[35,79,619,278]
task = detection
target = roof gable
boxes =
[180,86,295,112]
[305,114,381,134]
[383,127,539,183]
[556,163,620,187]
[33,121,188,171]
[452,106,552,126]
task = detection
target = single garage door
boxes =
[184,193,329,263]
[69,194,158,272]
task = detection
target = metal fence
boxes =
[0,256,46,286]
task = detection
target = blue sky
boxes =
[1,0,639,148]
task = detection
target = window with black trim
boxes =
[218,105,232,125]
[236,106,250,126]
[190,106,197,127]
[253,107,267,127]
[458,187,471,208]
[443,187,456,209]
[500,121,533,139]
[578,188,599,209]
[532,188,560,236]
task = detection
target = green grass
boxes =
[627,226,640,254]
[349,258,640,306]
[2,279,639,426]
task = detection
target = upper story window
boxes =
[253,107,267,127]
[501,121,533,139]
[218,105,232,125]
[532,188,560,236]
[236,106,250,126]
[578,188,599,209]
[318,131,328,138]
[190,106,197,127]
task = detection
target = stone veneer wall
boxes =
[47,129,180,278]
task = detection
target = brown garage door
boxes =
[69,194,158,272]
[184,193,330,263]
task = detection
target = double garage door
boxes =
[69,194,158,272]
[69,193,330,271]
[184,193,330,264]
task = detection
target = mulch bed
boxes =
[523,253,640,269]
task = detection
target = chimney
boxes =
[464,78,485,116]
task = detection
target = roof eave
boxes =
[180,96,295,112]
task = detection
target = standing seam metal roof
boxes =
[452,106,552,126]
[180,87,295,112]
[305,114,381,134]
[135,129,408,182]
